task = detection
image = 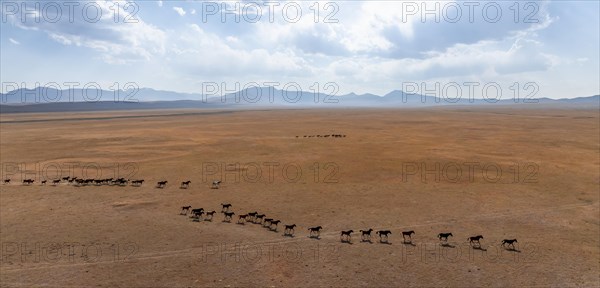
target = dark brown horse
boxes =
[204,211,216,221]
[180,180,191,188]
[284,224,296,236]
[237,214,248,224]
[501,239,518,249]
[340,230,354,242]
[180,206,192,215]
[468,235,484,246]
[269,220,281,231]
[308,226,323,237]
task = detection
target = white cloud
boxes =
[9,38,20,45]
[325,34,557,85]
[157,1,163,7]
[115,1,560,93]
[6,1,166,64]
[2,0,597,98]
[229,1,439,57]
[169,24,310,78]
[173,7,186,16]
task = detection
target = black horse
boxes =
[254,214,266,224]
[308,226,323,237]
[402,230,415,242]
[501,239,518,249]
[269,220,281,231]
[284,224,296,236]
[222,211,235,222]
[340,230,354,242]
[360,229,373,242]
[221,203,232,212]
[131,179,144,186]
[263,218,273,227]
[377,230,392,243]
[438,233,453,242]
[190,208,204,217]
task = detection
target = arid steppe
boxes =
[0,107,598,287]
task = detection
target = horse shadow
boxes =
[283,233,295,238]
[309,235,321,240]
[504,247,521,253]
[472,245,487,251]
[402,240,417,246]
[440,243,455,248]
[361,239,373,244]
[379,240,392,245]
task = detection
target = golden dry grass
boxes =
[0,107,598,287]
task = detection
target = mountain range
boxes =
[1,87,598,113]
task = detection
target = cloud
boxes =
[325,34,557,85]
[1,0,596,98]
[203,1,552,60]
[168,24,310,79]
[9,38,20,45]
[5,1,166,64]
[112,2,560,90]
[173,7,186,16]
[157,1,163,7]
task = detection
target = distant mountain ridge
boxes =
[1,86,598,113]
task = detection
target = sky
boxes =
[1,0,599,99]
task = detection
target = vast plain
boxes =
[0,107,598,287]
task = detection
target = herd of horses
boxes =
[178,203,519,250]
[3,178,222,189]
[296,134,346,138]
[4,177,519,250]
